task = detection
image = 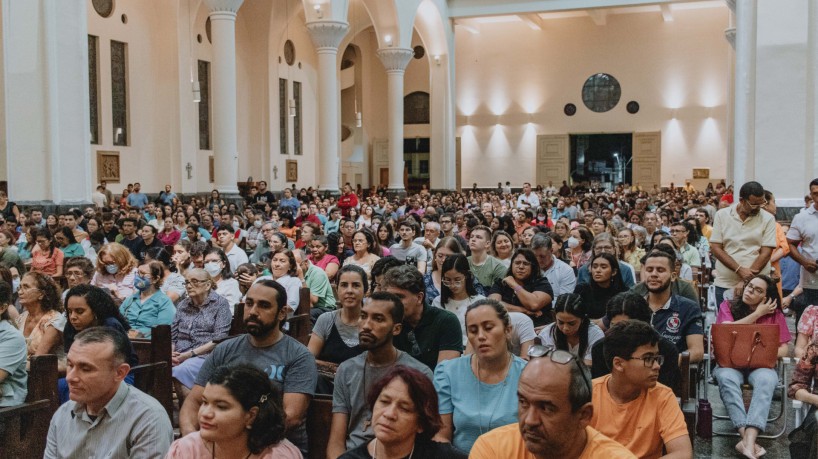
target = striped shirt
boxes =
[45,382,172,458]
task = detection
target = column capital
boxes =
[203,0,245,14]
[306,20,349,51]
[377,48,414,74]
[724,0,736,14]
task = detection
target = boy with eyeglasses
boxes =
[591,320,692,459]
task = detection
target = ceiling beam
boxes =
[448,0,705,19]
[454,19,481,34]
[660,4,674,21]
[518,13,545,30]
[587,9,607,26]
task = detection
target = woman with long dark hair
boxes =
[166,365,301,458]
[487,248,553,327]
[574,252,627,321]
[537,293,603,365]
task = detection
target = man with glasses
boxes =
[326,291,432,459]
[382,265,462,371]
[471,345,635,459]
[438,213,469,255]
[710,181,776,306]
[592,320,692,459]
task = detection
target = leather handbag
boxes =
[711,323,780,369]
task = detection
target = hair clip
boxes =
[258,393,269,404]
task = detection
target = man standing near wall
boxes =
[786,179,818,306]
[709,181,777,306]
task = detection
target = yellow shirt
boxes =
[709,204,777,289]
[470,423,636,459]
[590,375,689,459]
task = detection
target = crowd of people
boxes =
[3,175,818,458]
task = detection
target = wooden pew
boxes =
[0,354,58,459]
[676,351,697,442]
[130,324,173,421]
[307,394,333,459]
[287,287,313,346]
[230,302,246,336]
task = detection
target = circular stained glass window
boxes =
[92,0,114,18]
[582,73,621,113]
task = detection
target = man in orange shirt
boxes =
[592,320,692,459]
[470,346,635,459]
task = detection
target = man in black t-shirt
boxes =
[253,180,276,205]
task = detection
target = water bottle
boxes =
[697,398,712,439]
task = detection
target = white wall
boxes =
[454,5,731,187]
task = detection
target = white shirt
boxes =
[215,278,242,312]
[516,192,540,210]
[542,256,577,304]
[225,243,249,274]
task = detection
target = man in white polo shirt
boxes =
[710,181,777,306]
[215,226,248,274]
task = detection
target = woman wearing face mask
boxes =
[202,247,242,312]
[172,268,232,407]
[245,213,265,252]
[90,242,138,304]
[119,261,175,339]
[60,284,138,403]
[433,299,526,453]
[567,226,594,270]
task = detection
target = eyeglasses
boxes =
[441,278,464,288]
[628,354,665,367]
[184,279,208,287]
[744,284,766,295]
[527,345,591,392]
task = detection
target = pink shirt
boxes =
[716,300,792,344]
[309,254,340,272]
[164,432,302,459]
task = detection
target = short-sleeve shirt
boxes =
[393,304,463,371]
[0,320,27,406]
[798,305,818,342]
[126,192,149,209]
[710,204,777,288]
[333,351,432,449]
[538,322,604,362]
[16,309,66,358]
[313,310,359,347]
[166,431,302,459]
[119,290,176,337]
[590,374,689,459]
[716,300,792,344]
[468,255,508,292]
[489,275,554,327]
[196,334,317,454]
[389,242,427,264]
[171,291,232,352]
[650,295,704,354]
[433,355,526,453]
[305,264,337,310]
[470,423,637,459]
[787,205,818,289]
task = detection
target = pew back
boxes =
[0,354,58,459]
[130,324,173,420]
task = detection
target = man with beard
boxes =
[179,280,317,456]
[470,346,635,459]
[326,291,432,459]
[710,181,776,306]
[642,251,704,364]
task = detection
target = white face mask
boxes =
[204,262,222,277]
[567,236,580,249]
[105,264,119,274]
[254,220,263,229]
[232,221,240,231]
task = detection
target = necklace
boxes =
[210,442,252,459]
[362,349,400,430]
[370,438,415,459]
[475,353,512,435]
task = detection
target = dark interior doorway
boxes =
[570,133,632,190]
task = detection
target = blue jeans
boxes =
[713,366,778,431]
[715,286,728,308]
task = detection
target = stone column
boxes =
[732,0,756,186]
[204,0,245,195]
[809,0,818,179]
[377,48,414,194]
[306,20,349,196]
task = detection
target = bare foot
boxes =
[754,444,766,457]
[735,441,757,459]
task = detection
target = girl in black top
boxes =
[573,252,627,321]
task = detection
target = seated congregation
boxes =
[1,177,813,459]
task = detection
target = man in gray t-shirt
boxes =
[327,292,433,458]
[179,280,317,457]
[389,220,428,273]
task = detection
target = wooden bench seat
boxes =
[130,324,173,420]
[0,354,58,459]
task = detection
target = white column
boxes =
[204,0,244,195]
[377,48,414,194]
[2,0,92,204]
[809,0,818,180]
[306,20,349,196]
[732,0,757,186]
